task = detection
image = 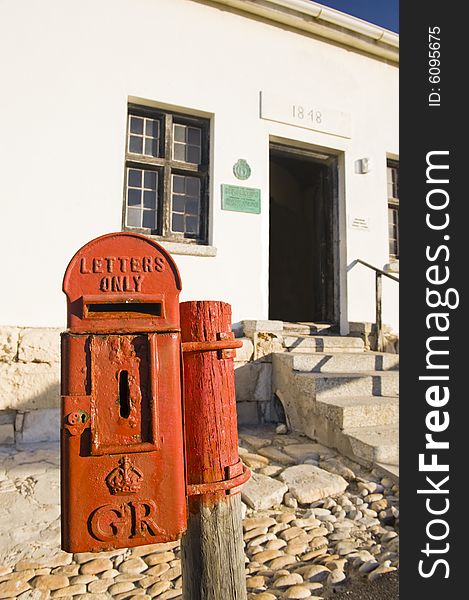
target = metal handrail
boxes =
[353,259,399,352]
[355,259,400,282]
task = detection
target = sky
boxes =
[315,0,399,33]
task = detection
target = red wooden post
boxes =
[180,301,248,600]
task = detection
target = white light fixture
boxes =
[355,158,372,174]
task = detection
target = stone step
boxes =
[283,335,365,353]
[282,322,337,335]
[293,370,399,398]
[281,352,399,373]
[375,462,400,483]
[343,425,399,466]
[314,396,399,429]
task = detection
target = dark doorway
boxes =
[269,144,338,324]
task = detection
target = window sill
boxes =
[158,240,217,257]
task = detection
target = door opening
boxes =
[269,144,338,325]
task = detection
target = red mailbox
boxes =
[61,232,186,553]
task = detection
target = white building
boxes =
[0,0,399,441]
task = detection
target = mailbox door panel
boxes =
[61,332,186,553]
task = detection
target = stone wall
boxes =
[0,327,61,444]
[0,324,279,446]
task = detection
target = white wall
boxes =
[0,0,398,330]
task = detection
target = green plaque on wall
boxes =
[221,184,261,214]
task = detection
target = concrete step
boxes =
[283,335,365,353]
[293,370,399,398]
[283,322,338,335]
[280,352,399,373]
[314,396,399,429]
[343,425,399,466]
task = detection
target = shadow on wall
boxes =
[3,383,61,445]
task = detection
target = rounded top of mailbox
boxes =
[63,232,182,333]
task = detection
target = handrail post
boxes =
[375,271,383,352]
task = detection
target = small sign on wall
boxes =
[221,184,261,214]
[349,215,371,231]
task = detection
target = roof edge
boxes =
[203,0,399,64]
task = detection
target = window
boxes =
[123,105,209,244]
[387,160,399,259]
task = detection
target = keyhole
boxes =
[119,371,131,418]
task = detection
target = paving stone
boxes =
[279,465,348,504]
[240,434,273,450]
[50,565,80,577]
[70,575,98,585]
[282,585,311,598]
[244,517,277,531]
[242,453,270,469]
[246,575,267,590]
[51,584,87,597]
[259,465,284,477]
[268,555,297,570]
[144,552,175,567]
[73,550,125,564]
[32,575,69,591]
[146,580,171,596]
[273,573,303,588]
[144,563,171,578]
[17,590,51,600]
[297,564,330,582]
[257,447,296,465]
[242,472,287,510]
[108,581,136,594]
[253,549,284,564]
[159,565,181,581]
[0,578,31,598]
[327,569,346,586]
[118,557,148,574]
[265,539,287,551]
[1,570,35,584]
[79,559,113,575]
[87,579,112,593]
[115,573,145,583]
[158,591,182,599]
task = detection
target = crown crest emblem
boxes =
[106,456,143,495]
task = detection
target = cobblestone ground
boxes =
[0,426,399,599]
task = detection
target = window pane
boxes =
[186,216,199,234]
[173,175,185,193]
[174,125,186,142]
[143,190,156,209]
[173,196,185,212]
[145,118,159,137]
[186,197,199,215]
[187,145,201,164]
[127,207,141,227]
[129,135,143,154]
[144,171,157,189]
[128,169,142,188]
[173,143,185,161]
[187,127,201,145]
[130,116,144,134]
[145,138,158,156]
[186,177,200,196]
[172,213,184,232]
[128,188,141,206]
[142,210,156,229]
